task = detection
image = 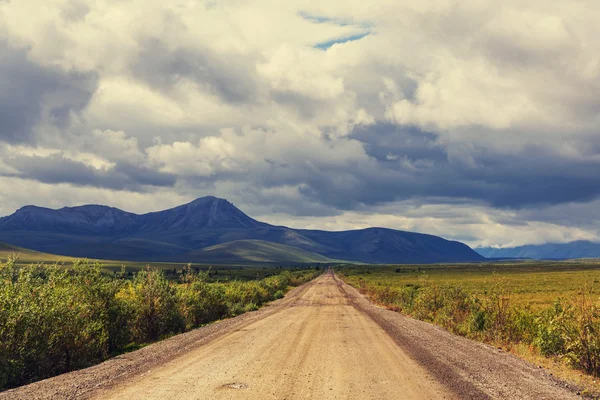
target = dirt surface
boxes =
[3,270,580,400]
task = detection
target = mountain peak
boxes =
[16,205,51,212]
[187,195,222,204]
[138,196,264,231]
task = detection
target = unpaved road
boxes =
[3,270,579,400]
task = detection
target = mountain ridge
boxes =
[476,240,600,260]
[0,196,484,264]
[0,197,262,234]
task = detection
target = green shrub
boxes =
[177,272,227,330]
[535,300,568,356]
[563,293,600,376]
[119,268,184,342]
[0,260,128,387]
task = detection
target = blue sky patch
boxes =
[298,11,350,26]
[315,33,370,50]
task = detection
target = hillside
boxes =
[0,242,75,263]
[0,196,485,264]
[476,240,600,260]
[188,240,342,264]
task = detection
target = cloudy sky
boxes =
[1,0,599,248]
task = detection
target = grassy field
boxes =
[337,261,600,391]
[338,261,600,310]
[0,242,76,263]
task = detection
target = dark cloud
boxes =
[352,123,442,163]
[113,162,176,187]
[0,41,97,144]
[132,38,258,104]
[4,154,176,190]
[272,91,325,119]
[271,123,600,211]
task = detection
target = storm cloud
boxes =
[0,41,97,143]
[4,153,176,190]
[0,0,599,247]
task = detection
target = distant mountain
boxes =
[476,240,600,260]
[0,196,261,234]
[0,204,139,234]
[0,196,484,264]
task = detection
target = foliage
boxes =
[0,258,319,389]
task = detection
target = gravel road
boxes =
[2,269,580,399]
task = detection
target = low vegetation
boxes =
[338,263,600,380]
[0,258,320,389]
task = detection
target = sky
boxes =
[1,0,599,248]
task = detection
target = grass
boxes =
[339,261,600,310]
[0,243,76,264]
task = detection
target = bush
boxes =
[535,300,568,356]
[563,293,600,376]
[119,268,184,343]
[0,260,128,387]
[177,270,227,330]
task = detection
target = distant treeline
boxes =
[340,271,600,378]
[0,259,320,389]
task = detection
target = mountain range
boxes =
[0,196,484,264]
[476,240,600,260]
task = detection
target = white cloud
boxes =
[257,45,345,100]
[87,129,143,163]
[1,144,114,170]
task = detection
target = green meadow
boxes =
[338,261,600,383]
[339,261,600,310]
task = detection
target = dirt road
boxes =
[3,270,579,400]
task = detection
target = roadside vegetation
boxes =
[338,263,600,384]
[0,257,320,390]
